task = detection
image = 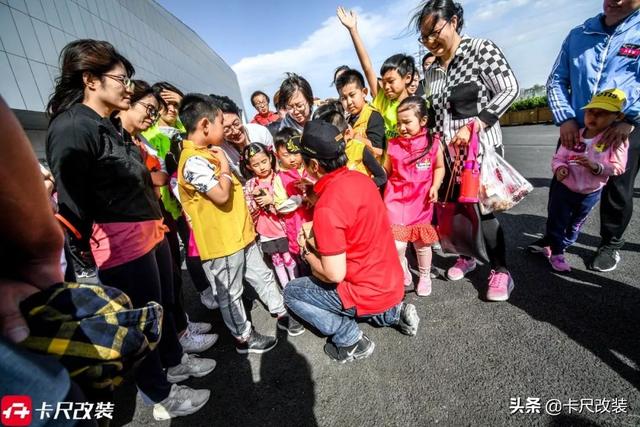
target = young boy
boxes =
[540,89,629,272]
[177,94,304,353]
[336,69,386,159]
[272,127,314,255]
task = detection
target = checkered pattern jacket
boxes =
[423,36,519,150]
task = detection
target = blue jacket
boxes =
[547,10,640,127]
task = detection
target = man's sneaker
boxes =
[549,254,571,272]
[236,329,278,354]
[188,320,212,335]
[485,270,514,302]
[200,288,219,310]
[166,353,217,383]
[415,276,432,297]
[528,238,552,258]
[277,315,305,337]
[324,334,375,363]
[179,329,218,354]
[397,303,420,336]
[76,267,100,284]
[589,246,621,272]
[447,257,477,281]
[152,384,210,420]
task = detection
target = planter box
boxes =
[500,107,553,126]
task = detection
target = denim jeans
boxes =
[546,181,602,255]
[283,275,402,347]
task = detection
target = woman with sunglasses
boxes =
[412,0,519,301]
[45,39,214,420]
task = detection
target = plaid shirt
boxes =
[424,36,519,149]
[20,283,162,390]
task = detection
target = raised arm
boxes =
[337,7,379,97]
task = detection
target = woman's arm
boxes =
[337,7,379,97]
[477,39,520,128]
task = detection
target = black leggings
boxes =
[98,239,182,402]
[176,215,211,293]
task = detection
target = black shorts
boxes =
[260,237,289,255]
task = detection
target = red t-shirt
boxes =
[251,112,280,126]
[313,167,404,315]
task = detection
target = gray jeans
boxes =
[202,242,286,339]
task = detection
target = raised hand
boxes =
[337,6,357,31]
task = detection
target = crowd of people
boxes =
[1,0,638,422]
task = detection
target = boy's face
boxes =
[381,69,411,100]
[202,111,224,146]
[276,145,302,170]
[584,108,622,134]
[339,83,368,116]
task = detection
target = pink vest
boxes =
[384,130,440,226]
[278,167,314,254]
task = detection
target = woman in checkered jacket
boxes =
[412,0,520,302]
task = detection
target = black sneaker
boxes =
[236,329,278,354]
[589,246,620,272]
[323,334,375,363]
[277,315,305,337]
[397,303,420,336]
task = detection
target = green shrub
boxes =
[509,95,548,112]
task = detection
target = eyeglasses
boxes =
[136,101,159,120]
[253,99,269,107]
[103,74,134,91]
[419,19,450,44]
[223,119,243,136]
[286,101,308,114]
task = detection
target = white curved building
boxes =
[0,0,244,157]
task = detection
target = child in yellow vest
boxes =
[176,94,304,354]
[313,102,387,189]
[336,69,387,160]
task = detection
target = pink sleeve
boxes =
[603,139,629,177]
[551,146,570,173]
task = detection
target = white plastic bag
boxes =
[479,144,533,214]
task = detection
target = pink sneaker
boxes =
[404,271,413,289]
[486,270,514,302]
[447,257,477,281]
[415,276,432,297]
[549,254,571,272]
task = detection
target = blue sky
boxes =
[158,0,598,114]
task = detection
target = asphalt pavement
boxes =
[119,124,640,427]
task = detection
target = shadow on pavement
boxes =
[502,212,640,391]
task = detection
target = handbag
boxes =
[435,138,489,263]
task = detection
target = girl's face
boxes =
[380,69,411,100]
[159,99,179,127]
[285,89,311,125]
[408,73,420,95]
[397,108,427,138]
[420,15,459,58]
[126,94,159,133]
[248,151,273,179]
[252,94,270,115]
[94,62,133,113]
[277,145,302,170]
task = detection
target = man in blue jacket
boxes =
[530,0,640,272]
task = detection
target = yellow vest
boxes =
[345,139,369,176]
[178,140,255,260]
[351,103,375,137]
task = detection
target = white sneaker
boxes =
[167,353,217,383]
[200,288,219,310]
[179,329,218,354]
[152,384,210,420]
[188,320,212,335]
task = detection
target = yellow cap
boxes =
[582,88,626,112]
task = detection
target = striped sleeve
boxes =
[477,39,519,126]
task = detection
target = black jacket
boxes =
[46,104,161,244]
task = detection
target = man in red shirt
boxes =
[283,120,420,363]
[249,91,280,126]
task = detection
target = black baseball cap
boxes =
[300,120,345,160]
